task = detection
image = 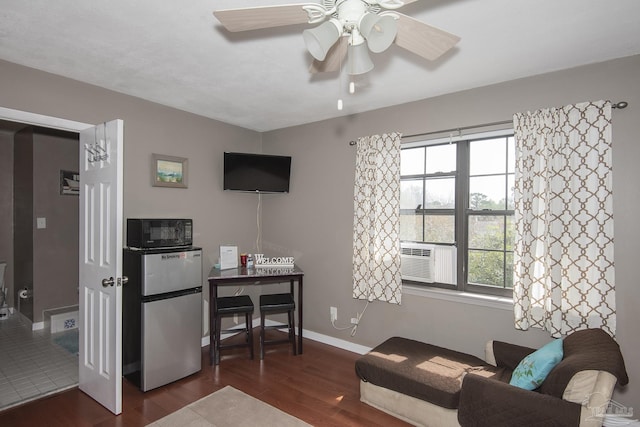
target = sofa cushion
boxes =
[355,337,509,409]
[539,328,628,399]
[509,339,563,390]
[562,370,616,404]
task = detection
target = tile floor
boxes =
[0,311,78,412]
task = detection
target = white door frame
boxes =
[0,107,92,132]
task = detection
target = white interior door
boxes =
[78,120,124,415]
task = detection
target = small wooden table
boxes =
[207,265,304,365]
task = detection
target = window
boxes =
[400,132,515,297]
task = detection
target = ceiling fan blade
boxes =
[395,0,421,6]
[377,0,421,9]
[394,12,460,61]
[214,4,313,32]
[309,37,348,73]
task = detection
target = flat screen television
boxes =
[223,152,291,193]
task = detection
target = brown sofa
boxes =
[355,329,628,427]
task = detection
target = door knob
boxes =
[119,276,129,286]
[102,277,115,287]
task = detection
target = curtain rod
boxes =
[402,119,512,141]
[348,100,628,146]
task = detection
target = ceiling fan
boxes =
[213,0,460,75]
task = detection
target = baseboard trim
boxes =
[32,321,45,331]
[302,330,372,355]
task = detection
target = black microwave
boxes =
[126,218,193,248]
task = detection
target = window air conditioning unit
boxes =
[401,242,435,283]
[401,243,457,284]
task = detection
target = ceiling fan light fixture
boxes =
[347,43,374,75]
[303,18,342,61]
[359,13,397,53]
[214,1,461,75]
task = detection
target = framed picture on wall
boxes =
[152,153,189,188]
[60,170,79,195]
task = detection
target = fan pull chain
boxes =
[337,42,344,110]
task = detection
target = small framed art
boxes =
[152,153,188,188]
[60,170,80,195]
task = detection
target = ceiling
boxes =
[1,0,639,132]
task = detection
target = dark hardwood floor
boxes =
[0,331,410,426]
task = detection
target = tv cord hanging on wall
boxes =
[256,192,262,253]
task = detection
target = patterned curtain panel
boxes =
[513,100,615,337]
[352,132,402,304]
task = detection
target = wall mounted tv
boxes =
[223,152,292,193]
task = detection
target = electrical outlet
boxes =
[330,306,337,322]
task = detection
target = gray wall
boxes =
[261,54,640,408]
[0,59,265,336]
[4,127,80,323]
[0,55,638,407]
[32,130,79,321]
[0,132,14,310]
[13,128,34,320]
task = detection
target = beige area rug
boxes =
[146,385,312,427]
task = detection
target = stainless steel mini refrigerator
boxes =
[123,247,202,391]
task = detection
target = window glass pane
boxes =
[400,213,422,241]
[424,215,455,243]
[505,215,515,251]
[468,250,505,287]
[469,175,507,210]
[426,144,456,174]
[401,147,425,175]
[425,177,455,209]
[505,252,514,289]
[507,137,515,173]
[506,174,515,210]
[469,215,504,250]
[400,180,423,209]
[470,138,506,175]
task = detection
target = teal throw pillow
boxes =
[509,338,563,390]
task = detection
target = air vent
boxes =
[401,246,432,257]
[400,242,435,283]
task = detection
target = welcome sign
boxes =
[254,254,295,268]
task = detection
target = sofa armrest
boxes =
[458,374,581,427]
[487,340,536,371]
